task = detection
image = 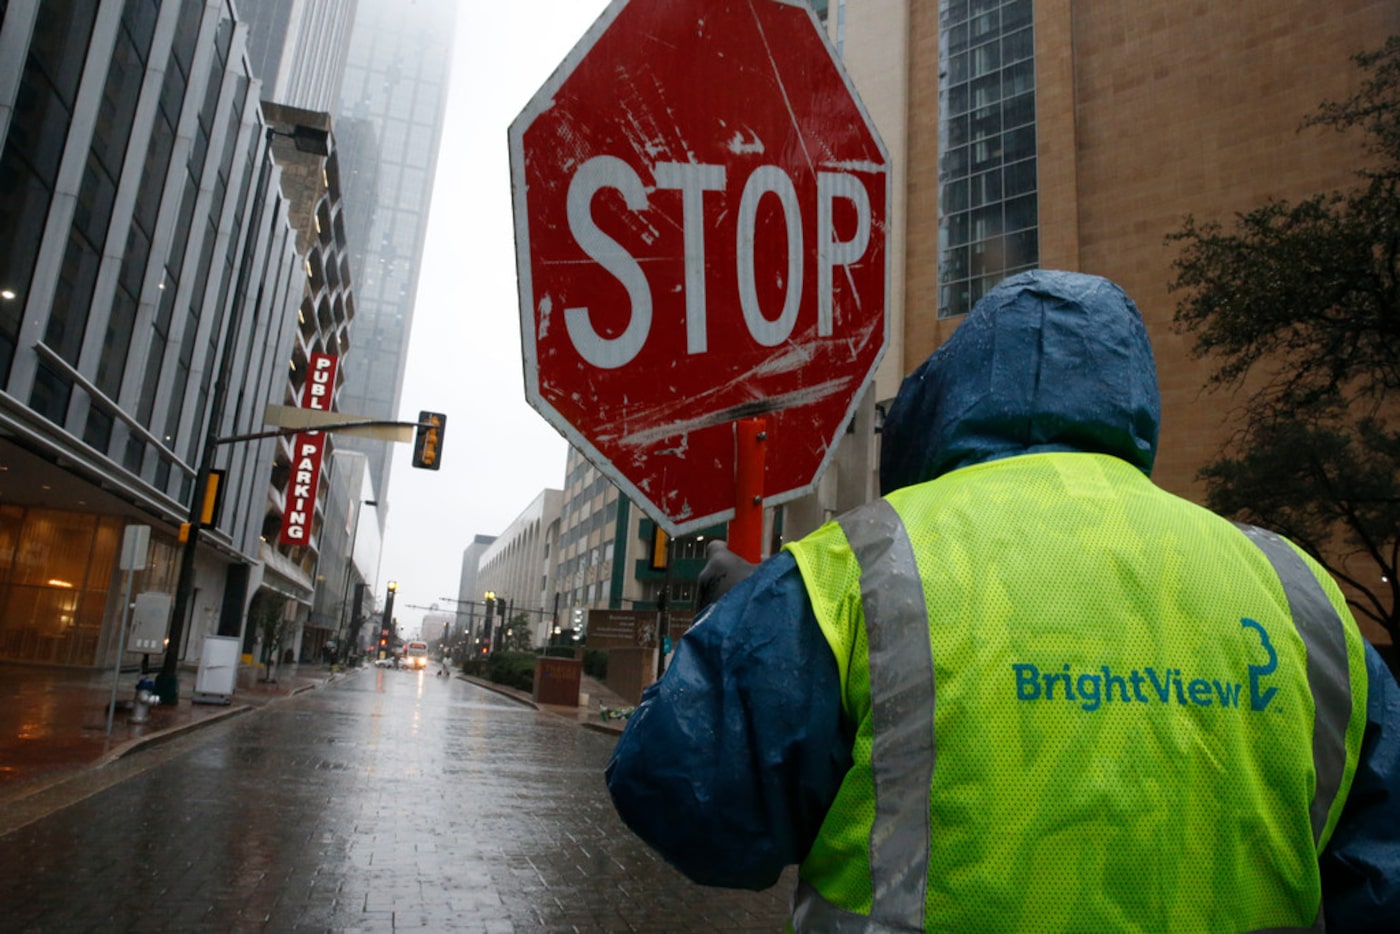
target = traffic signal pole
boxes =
[379,582,398,656]
[156,417,438,703]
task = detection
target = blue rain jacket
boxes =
[604,271,1400,926]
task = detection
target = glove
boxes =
[696,539,756,613]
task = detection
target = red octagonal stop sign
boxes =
[510,0,888,536]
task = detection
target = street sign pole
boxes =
[730,418,768,562]
[107,526,150,739]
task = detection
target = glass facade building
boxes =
[332,0,457,502]
[937,0,1038,318]
[0,0,316,667]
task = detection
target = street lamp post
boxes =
[154,121,330,704]
[335,498,376,663]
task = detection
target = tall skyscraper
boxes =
[236,0,357,113]
[333,0,457,501]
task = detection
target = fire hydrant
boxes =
[131,677,158,723]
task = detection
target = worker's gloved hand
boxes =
[696,539,756,613]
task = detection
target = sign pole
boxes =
[105,563,137,740]
[107,526,150,739]
[654,533,675,680]
[730,417,767,563]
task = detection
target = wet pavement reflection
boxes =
[0,668,792,931]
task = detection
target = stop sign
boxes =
[510,0,888,536]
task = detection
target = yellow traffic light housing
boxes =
[650,527,669,570]
[412,411,445,470]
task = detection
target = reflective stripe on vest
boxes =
[795,499,934,933]
[792,506,1353,934]
[1234,524,1353,850]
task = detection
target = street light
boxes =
[154,121,330,704]
[335,498,377,663]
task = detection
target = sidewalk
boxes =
[0,659,339,808]
[0,661,634,813]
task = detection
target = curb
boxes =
[458,675,628,736]
[94,669,347,769]
[99,670,346,762]
[457,674,539,709]
[98,704,254,766]
[583,720,626,737]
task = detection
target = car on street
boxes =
[404,641,430,670]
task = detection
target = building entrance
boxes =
[0,506,146,666]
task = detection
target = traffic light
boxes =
[178,469,226,542]
[201,469,226,524]
[650,526,669,570]
[412,411,445,470]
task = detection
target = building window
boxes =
[938,0,1038,318]
[0,3,102,384]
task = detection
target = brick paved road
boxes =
[0,668,793,932]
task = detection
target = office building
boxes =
[477,489,563,650]
[547,448,721,642]
[833,0,1399,646]
[455,533,496,646]
[0,1,327,668]
[236,0,356,113]
[332,0,457,502]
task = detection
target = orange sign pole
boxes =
[729,417,768,563]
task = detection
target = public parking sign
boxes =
[510,0,889,535]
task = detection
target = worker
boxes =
[605,270,1399,931]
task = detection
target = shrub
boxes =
[488,651,536,692]
[583,649,608,679]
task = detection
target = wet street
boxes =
[0,669,792,932]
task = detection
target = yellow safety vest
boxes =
[785,452,1369,933]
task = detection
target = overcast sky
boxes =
[374,0,613,638]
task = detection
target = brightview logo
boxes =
[1011,618,1281,713]
[1241,617,1280,712]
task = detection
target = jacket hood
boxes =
[879,270,1160,495]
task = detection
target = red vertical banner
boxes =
[304,353,338,411]
[279,353,339,545]
[280,433,327,543]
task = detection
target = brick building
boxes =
[833,0,1400,647]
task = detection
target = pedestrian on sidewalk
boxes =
[605,270,1400,931]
